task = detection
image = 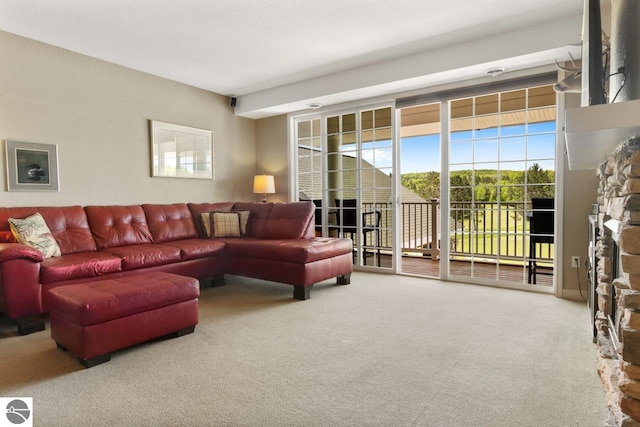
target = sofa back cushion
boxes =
[85,205,153,249]
[231,202,314,239]
[263,202,315,239]
[142,204,198,243]
[232,202,274,238]
[0,206,96,254]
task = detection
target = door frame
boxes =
[290,102,399,273]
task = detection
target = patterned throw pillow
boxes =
[200,212,214,237]
[212,212,241,238]
[8,212,61,258]
[199,210,251,238]
[234,210,251,237]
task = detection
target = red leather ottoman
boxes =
[48,272,199,368]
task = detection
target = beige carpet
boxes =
[0,272,608,426]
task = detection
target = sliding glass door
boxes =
[295,105,395,270]
[293,81,557,289]
[394,83,557,288]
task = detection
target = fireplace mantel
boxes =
[565,99,640,170]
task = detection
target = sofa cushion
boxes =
[40,252,123,284]
[142,204,198,243]
[261,202,314,239]
[101,244,181,271]
[85,205,154,249]
[160,238,226,261]
[8,213,61,258]
[187,202,235,237]
[232,202,274,238]
[223,237,352,264]
[0,206,96,254]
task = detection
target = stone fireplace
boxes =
[595,138,640,426]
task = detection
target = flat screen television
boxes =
[581,0,605,106]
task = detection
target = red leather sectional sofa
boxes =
[0,201,353,335]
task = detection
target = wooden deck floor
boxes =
[369,253,553,287]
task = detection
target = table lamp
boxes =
[253,175,275,203]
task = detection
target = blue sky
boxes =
[346,121,556,174]
[400,121,556,173]
[401,134,440,173]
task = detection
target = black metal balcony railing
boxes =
[361,200,553,263]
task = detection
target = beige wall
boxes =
[255,115,289,202]
[561,163,598,299]
[0,31,256,206]
[561,92,599,299]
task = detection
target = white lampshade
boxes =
[253,175,275,202]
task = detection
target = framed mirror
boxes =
[150,120,213,179]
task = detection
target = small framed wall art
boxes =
[150,120,214,179]
[5,140,59,191]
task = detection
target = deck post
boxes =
[430,199,440,260]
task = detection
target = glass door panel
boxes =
[398,102,441,277]
[447,84,557,287]
[326,107,393,269]
[295,107,395,270]
[295,117,324,236]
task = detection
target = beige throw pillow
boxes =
[200,210,251,238]
[8,212,61,258]
[212,212,241,238]
[200,212,214,237]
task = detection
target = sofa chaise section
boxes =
[189,201,353,300]
[223,237,353,299]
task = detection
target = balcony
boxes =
[356,200,554,285]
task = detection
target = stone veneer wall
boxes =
[596,138,640,427]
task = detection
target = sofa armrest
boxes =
[0,243,44,320]
[0,252,43,321]
[0,243,45,263]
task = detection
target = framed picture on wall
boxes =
[5,140,59,191]
[150,120,214,179]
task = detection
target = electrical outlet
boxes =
[571,256,580,268]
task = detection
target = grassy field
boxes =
[451,205,554,261]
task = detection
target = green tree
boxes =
[527,163,555,199]
[401,171,440,200]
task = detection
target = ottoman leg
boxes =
[15,314,45,336]
[337,273,351,285]
[211,275,226,287]
[167,325,196,338]
[56,342,68,352]
[293,285,312,300]
[80,353,112,368]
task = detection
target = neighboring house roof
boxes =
[297,146,428,204]
[297,146,443,251]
